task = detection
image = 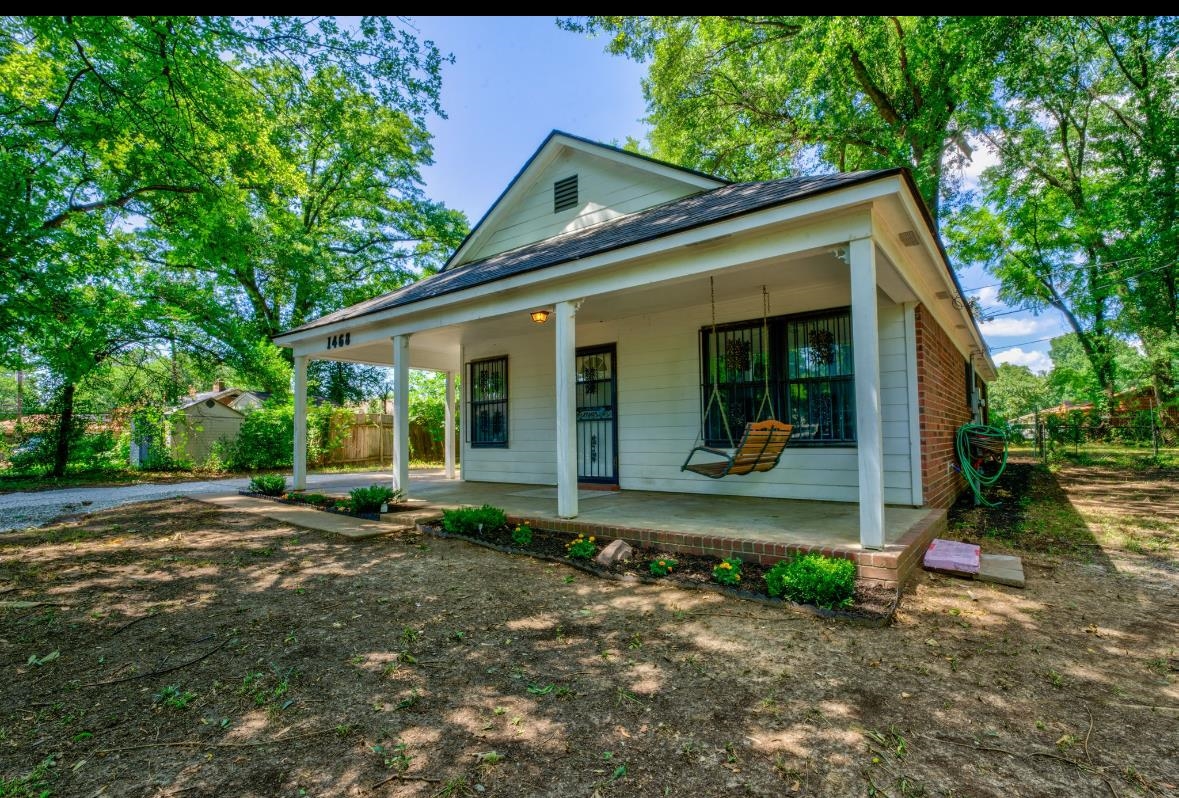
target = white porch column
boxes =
[555,300,580,518]
[292,354,309,490]
[850,237,885,550]
[392,335,411,498]
[444,369,457,480]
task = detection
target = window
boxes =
[553,174,578,212]
[701,308,855,447]
[468,356,508,447]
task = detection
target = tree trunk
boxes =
[52,382,76,478]
[15,368,23,435]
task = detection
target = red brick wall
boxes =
[915,304,972,508]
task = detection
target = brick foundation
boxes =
[915,304,973,508]
[503,509,946,589]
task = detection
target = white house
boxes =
[159,384,265,465]
[274,132,994,582]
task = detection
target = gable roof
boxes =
[442,130,729,271]
[282,169,895,335]
[173,387,259,414]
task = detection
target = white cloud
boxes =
[995,347,1052,374]
[979,315,1054,337]
[975,284,1000,306]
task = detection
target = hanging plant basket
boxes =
[807,329,836,368]
[725,339,751,373]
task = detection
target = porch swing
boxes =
[681,278,793,479]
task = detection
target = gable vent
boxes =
[898,230,921,247]
[553,175,578,213]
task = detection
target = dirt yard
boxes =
[1,464,1176,797]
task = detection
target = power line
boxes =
[988,335,1059,352]
[967,260,1175,317]
[960,253,1157,293]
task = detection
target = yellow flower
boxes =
[658,560,666,566]
[589,536,595,542]
[720,562,731,570]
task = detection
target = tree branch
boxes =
[848,46,901,126]
[41,185,199,229]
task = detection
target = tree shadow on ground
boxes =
[950,459,1118,571]
[0,499,1175,797]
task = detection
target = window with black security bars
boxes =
[468,356,508,447]
[700,308,855,447]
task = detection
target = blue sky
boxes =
[410,16,1066,372]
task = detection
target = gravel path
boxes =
[0,470,398,532]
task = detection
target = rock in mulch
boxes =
[594,539,633,567]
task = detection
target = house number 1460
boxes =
[327,332,351,349]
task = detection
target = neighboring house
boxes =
[139,382,267,466]
[274,131,995,554]
[1012,386,1178,428]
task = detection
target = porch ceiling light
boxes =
[529,309,552,324]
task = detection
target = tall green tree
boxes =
[988,363,1050,422]
[150,65,467,346]
[0,16,462,471]
[949,17,1178,402]
[1045,333,1149,407]
[562,15,1024,220]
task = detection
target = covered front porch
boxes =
[287,234,910,552]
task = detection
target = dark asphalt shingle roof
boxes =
[283,169,899,335]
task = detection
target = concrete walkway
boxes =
[192,493,410,540]
[0,469,411,533]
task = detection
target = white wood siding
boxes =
[462,149,703,264]
[462,289,917,505]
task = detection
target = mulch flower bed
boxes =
[424,522,898,625]
[237,491,415,522]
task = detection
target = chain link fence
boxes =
[1004,409,1176,461]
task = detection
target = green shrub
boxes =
[440,505,508,536]
[511,524,533,547]
[764,554,856,609]
[226,403,295,471]
[649,557,677,577]
[564,533,597,560]
[712,556,743,586]
[248,474,287,496]
[285,492,329,506]
[349,484,401,514]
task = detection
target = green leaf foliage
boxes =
[440,505,508,536]
[0,17,468,472]
[349,484,401,514]
[248,474,287,496]
[764,554,856,609]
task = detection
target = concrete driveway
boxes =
[0,470,405,533]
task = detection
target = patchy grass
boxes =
[952,458,1179,573]
[0,496,1175,796]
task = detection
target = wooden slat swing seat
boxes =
[682,419,794,479]
[681,278,793,479]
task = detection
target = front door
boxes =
[575,344,618,484]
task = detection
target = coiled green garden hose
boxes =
[955,423,1009,507]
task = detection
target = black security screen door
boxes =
[575,345,617,484]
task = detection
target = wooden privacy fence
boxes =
[322,413,448,466]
